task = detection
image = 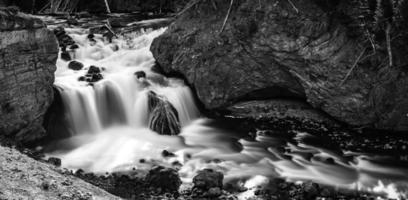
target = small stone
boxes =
[90,73,103,82]
[303,182,319,199]
[61,179,73,186]
[193,168,224,190]
[68,61,84,71]
[144,166,181,193]
[78,76,86,81]
[61,51,71,61]
[47,157,61,167]
[87,66,101,74]
[162,150,175,157]
[87,34,95,39]
[207,187,222,197]
[41,181,50,190]
[135,71,146,79]
[69,44,79,50]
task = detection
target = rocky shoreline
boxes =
[2,113,403,200]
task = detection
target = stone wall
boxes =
[0,8,58,142]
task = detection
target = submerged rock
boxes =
[147,91,181,135]
[151,0,408,131]
[144,166,181,193]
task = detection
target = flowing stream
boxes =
[45,22,408,199]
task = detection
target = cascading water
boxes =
[46,23,408,199]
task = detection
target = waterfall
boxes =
[54,27,200,136]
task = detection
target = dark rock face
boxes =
[144,166,181,193]
[151,0,408,131]
[0,9,58,142]
[147,91,181,135]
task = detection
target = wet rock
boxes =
[193,169,224,190]
[144,166,181,193]
[303,182,319,199]
[90,73,103,83]
[78,76,86,82]
[147,91,181,135]
[68,61,84,71]
[88,66,101,74]
[67,17,79,26]
[135,71,146,79]
[60,51,71,61]
[47,157,61,167]
[87,33,95,39]
[192,168,224,197]
[53,26,76,50]
[69,44,79,50]
[207,187,222,197]
[161,150,176,157]
[77,66,104,83]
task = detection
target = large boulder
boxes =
[0,8,58,142]
[151,0,408,131]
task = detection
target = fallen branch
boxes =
[220,0,234,33]
[104,22,117,38]
[104,0,111,13]
[287,0,299,13]
[210,0,218,10]
[176,0,201,17]
[339,48,366,86]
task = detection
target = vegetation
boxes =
[344,0,408,67]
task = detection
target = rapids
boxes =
[45,23,408,199]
